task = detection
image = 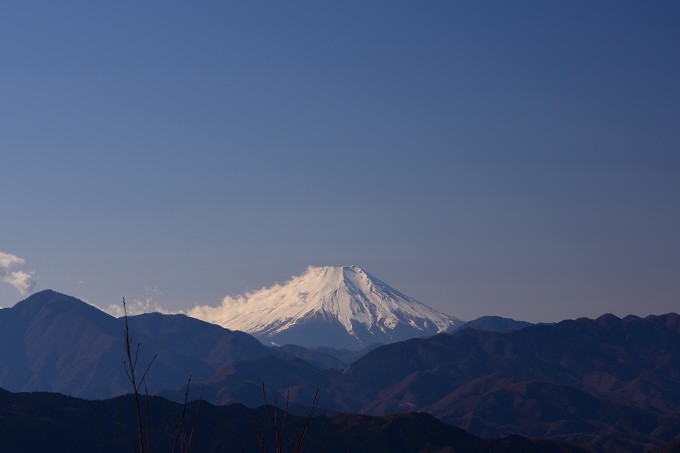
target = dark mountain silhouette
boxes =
[344,313,680,414]
[3,290,680,451]
[449,315,534,333]
[0,290,132,398]
[655,437,680,453]
[125,311,270,371]
[171,313,680,451]
[273,344,349,369]
[313,342,384,363]
[0,290,313,398]
[424,378,680,452]
[0,387,587,453]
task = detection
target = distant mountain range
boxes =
[0,389,589,453]
[0,289,467,398]
[0,290,331,398]
[189,265,463,349]
[165,313,680,452]
[449,315,534,333]
[2,289,680,452]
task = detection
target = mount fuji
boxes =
[190,265,463,349]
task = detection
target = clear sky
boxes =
[1,1,679,322]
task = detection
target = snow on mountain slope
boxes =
[189,265,462,349]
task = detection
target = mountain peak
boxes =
[302,264,367,280]
[14,289,79,308]
[191,265,463,349]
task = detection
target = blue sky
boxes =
[1,1,679,322]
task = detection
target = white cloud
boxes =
[0,252,24,268]
[0,251,36,296]
[188,294,250,325]
[187,280,289,326]
[5,270,35,295]
[103,286,176,317]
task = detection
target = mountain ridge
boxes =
[0,388,589,453]
[3,289,679,451]
[165,312,680,452]
[0,290,321,398]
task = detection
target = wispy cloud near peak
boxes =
[0,251,36,296]
[104,286,175,317]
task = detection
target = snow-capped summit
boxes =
[189,265,462,349]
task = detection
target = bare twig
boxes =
[123,298,158,453]
[183,386,203,453]
[123,298,146,453]
[261,383,319,453]
[172,375,192,453]
[295,389,320,453]
[280,389,290,453]
[252,413,266,453]
[121,297,203,453]
[263,383,283,453]
[144,379,153,453]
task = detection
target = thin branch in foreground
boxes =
[183,386,203,453]
[123,298,145,453]
[295,389,320,453]
[144,379,153,453]
[263,383,282,453]
[171,375,192,453]
[252,413,266,453]
[122,297,158,453]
